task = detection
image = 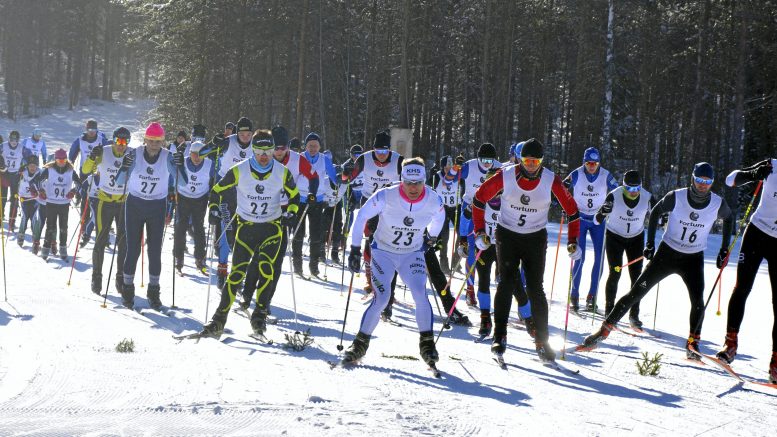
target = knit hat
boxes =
[305,132,321,145]
[236,117,253,133]
[189,141,206,154]
[192,124,207,139]
[225,122,236,132]
[176,130,187,139]
[272,126,289,147]
[520,138,544,159]
[9,131,20,141]
[54,149,67,160]
[144,122,165,141]
[693,162,714,180]
[27,155,39,166]
[477,143,497,159]
[623,170,641,187]
[32,128,43,138]
[439,155,452,168]
[289,137,301,150]
[373,131,391,150]
[252,129,274,149]
[350,144,363,155]
[583,147,600,163]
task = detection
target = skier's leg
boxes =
[144,198,166,292]
[476,246,495,312]
[398,251,433,333]
[211,220,258,327]
[191,195,208,261]
[356,248,396,335]
[493,226,520,339]
[519,230,549,343]
[625,234,646,319]
[587,220,606,299]
[571,219,591,301]
[603,231,625,314]
[122,196,145,289]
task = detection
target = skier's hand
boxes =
[600,201,613,215]
[348,246,362,273]
[716,248,729,269]
[307,193,317,203]
[456,239,468,258]
[462,204,472,220]
[29,186,39,198]
[567,242,581,260]
[121,152,134,170]
[66,189,77,200]
[750,160,773,180]
[172,151,184,167]
[38,189,47,201]
[474,232,491,251]
[643,244,655,260]
[327,197,337,208]
[454,154,465,168]
[208,205,221,225]
[89,144,103,160]
[342,161,355,179]
[281,211,296,229]
[425,235,441,252]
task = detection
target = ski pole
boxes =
[435,249,483,344]
[562,258,582,360]
[286,223,300,334]
[550,214,565,301]
[323,197,339,281]
[67,180,93,286]
[653,281,660,331]
[0,194,6,301]
[338,185,352,296]
[204,224,215,322]
[102,177,131,308]
[171,170,179,309]
[614,255,644,273]
[336,272,356,351]
[140,231,145,288]
[426,268,446,325]
[446,171,462,287]
[716,272,722,316]
[593,230,608,326]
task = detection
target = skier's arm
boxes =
[70,169,82,191]
[562,170,577,189]
[344,154,365,181]
[40,141,47,163]
[646,191,676,248]
[68,138,80,163]
[197,135,229,159]
[31,168,49,190]
[471,169,504,235]
[594,192,615,225]
[551,175,580,243]
[718,198,734,250]
[606,172,619,191]
[395,155,404,176]
[349,190,385,247]
[299,155,319,196]
[282,167,300,215]
[167,152,188,184]
[208,166,238,208]
[726,159,773,187]
[426,198,447,238]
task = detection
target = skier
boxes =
[1,131,24,233]
[472,138,581,362]
[82,127,132,294]
[716,159,777,382]
[173,140,215,273]
[564,147,619,312]
[342,157,446,368]
[31,149,81,260]
[22,128,48,164]
[594,170,653,326]
[15,155,42,248]
[430,155,458,274]
[340,144,364,246]
[580,163,734,359]
[199,129,300,338]
[457,143,501,307]
[118,122,186,310]
[68,119,110,247]
[322,155,345,265]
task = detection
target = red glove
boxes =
[66,189,77,200]
[29,187,39,198]
[38,190,47,200]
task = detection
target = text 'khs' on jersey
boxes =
[362,151,400,197]
[373,185,443,254]
[235,160,286,223]
[434,173,458,207]
[218,135,251,177]
[605,188,652,238]
[749,159,777,238]
[662,188,722,254]
[178,158,213,199]
[97,147,127,196]
[498,165,553,234]
[128,147,170,201]
[574,167,611,216]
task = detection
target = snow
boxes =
[1,100,777,435]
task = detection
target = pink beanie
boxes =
[145,122,165,141]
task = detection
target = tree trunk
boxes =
[601,0,615,160]
[295,0,310,138]
[398,0,411,128]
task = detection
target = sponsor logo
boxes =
[639,281,647,288]
[146,166,154,175]
[520,194,531,206]
[239,150,247,159]
[480,176,486,183]
[590,152,599,160]
[113,161,121,168]
[491,213,498,220]
[255,184,265,194]
[377,169,384,177]
[58,176,63,182]
[587,184,594,192]
[626,209,634,217]
[689,211,699,221]
[403,216,415,226]
[191,175,198,181]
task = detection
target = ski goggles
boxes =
[402,180,424,186]
[87,128,98,134]
[584,161,599,168]
[191,136,205,143]
[624,184,641,193]
[520,157,542,167]
[114,137,129,147]
[693,176,713,185]
[479,158,495,166]
[374,148,390,155]
[253,146,273,156]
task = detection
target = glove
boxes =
[474,232,491,251]
[643,244,655,261]
[751,161,773,180]
[121,152,134,170]
[454,154,465,167]
[342,161,355,178]
[307,193,317,203]
[208,205,221,225]
[327,197,337,208]
[38,190,47,201]
[29,186,39,198]
[456,239,468,258]
[567,242,581,260]
[281,211,296,229]
[462,205,472,220]
[89,144,103,160]
[600,201,613,215]
[66,189,77,200]
[425,236,441,252]
[172,151,184,167]
[716,248,729,269]
[348,246,362,273]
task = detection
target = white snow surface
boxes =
[1,100,776,436]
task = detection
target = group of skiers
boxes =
[1,119,775,384]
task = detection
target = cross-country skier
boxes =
[199,129,300,338]
[594,170,653,326]
[564,147,619,312]
[716,159,777,382]
[342,157,445,368]
[21,128,48,164]
[430,155,458,274]
[15,155,42,248]
[118,122,186,310]
[580,163,734,359]
[473,138,581,362]
[68,119,110,247]
[31,149,81,261]
[1,131,24,233]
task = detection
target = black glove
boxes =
[750,161,773,180]
[89,144,103,160]
[643,244,655,261]
[454,154,465,167]
[307,193,317,203]
[348,246,362,273]
[425,235,441,252]
[600,201,613,215]
[463,205,472,220]
[281,211,296,229]
[172,151,184,167]
[716,248,729,269]
[208,205,221,225]
[121,152,134,170]
[657,214,668,227]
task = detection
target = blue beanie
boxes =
[583,147,600,163]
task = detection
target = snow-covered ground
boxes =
[1,101,776,436]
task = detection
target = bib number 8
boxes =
[587,198,594,209]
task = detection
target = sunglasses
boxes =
[693,176,713,185]
[520,157,542,167]
[114,137,129,146]
[624,185,641,193]
[253,147,273,156]
[55,158,67,163]
[480,158,495,165]
[191,136,205,143]
[585,161,599,166]
[87,128,98,133]
[403,180,424,186]
[375,149,390,155]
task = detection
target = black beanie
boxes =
[373,131,391,149]
[477,143,497,159]
[289,137,301,150]
[177,130,187,139]
[693,162,714,180]
[520,138,544,159]
[439,155,452,169]
[192,124,207,138]
[305,132,321,144]
[225,122,236,132]
[236,117,253,132]
[350,144,363,155]
[623,170,641,187]
[272,126,289,146]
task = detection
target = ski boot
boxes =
[40,245,50,260]
[147,284,162,311]
[716,331,738,364]
[465,284,477,307]
[479,310,493,337]
[80,233,90,248]
[309,263,321,278]
[50,241,58,256]
[628,314,644,330]
[570,298,580,313]
[769,352,777,384]
[217,263,228,289]
[585,295,596,312]
[524,317,537,339]
[16,232,24,248]
[200,320,225,339]
[330,250,341,265]
[32,239,40,255]
[250,308,268,335]
[381,303,393,321]
[195,257,207,273]
[448,309,471,326]
[91,274,102,296]
[59,244,67,261]
[419,331,439,367]
[175,256,184,272]
[535,341,556,363]
[115,274,124,294]
[343,332,371,365]
[686,333,702,361]
[491,335,507,356]
[579,322,615,351]
[121,283,135,309]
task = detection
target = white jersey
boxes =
[307,153,334,200]
[662,188,722,254]
[87,174,99,198]
[178,158,212,199]
[462,159,501,205]
[282,151,309,198]
[372,185,444,254]
[749,159,777,238]
[434,172,458,207]
[1,142,24,174]
[362,151,401,197]
[22,138,47,161]
[218,135,251,177]
[96,147,127,196]
[605,188,652,238]
[77,134,104,170]
[235,160,287,223]
[573,167,611,216]
[44,168,75,205]
[18,169,39,200]
[127,147,170,201]
[484,201,500,241]
[498,165,554,234]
